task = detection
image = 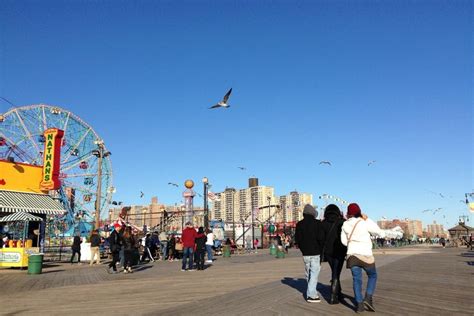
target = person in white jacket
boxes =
[341,203,384,313]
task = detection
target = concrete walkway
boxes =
[0,245,471,315]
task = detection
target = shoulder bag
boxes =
[345,220,375,269]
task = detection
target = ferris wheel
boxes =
[0,104,114,225]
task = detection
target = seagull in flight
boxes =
[209,88,232,109]
[237,166,246,170]
[368,160,376,166]
[168,182,179,187]
[140,191,144,198]
[319,161,332,166]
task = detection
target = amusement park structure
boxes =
[0,104,114,235]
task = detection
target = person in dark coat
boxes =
[140,233,155,263]
[122,226,135,273]
[70,235,82,264]
[295,204,325,303]
[322,204,347,304]
[195,227,207,270]
[107,223,123,274]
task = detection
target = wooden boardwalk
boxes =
[0,246,472,315]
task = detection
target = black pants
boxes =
[196,250,205,269]
[71,249,81,263]
[327,256,344,281]
[141,247,154,262]
[109,252,120,271]
[124,249,133,269]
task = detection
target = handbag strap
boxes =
[347,219,363,245]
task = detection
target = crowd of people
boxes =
[65,220,217,274]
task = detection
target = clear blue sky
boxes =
[1,1,472,228]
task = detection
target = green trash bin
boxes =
[28,254,44,275]
[276,249,285,259]
[223,245,231,258]
[269,244,277,256]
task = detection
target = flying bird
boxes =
[238,166,246,170]
[319,161,332,166]
[168,182,179,187]
[368,160,376,166]
[140,191,144,198]
[209,88,232,109]
[433,208,442,214]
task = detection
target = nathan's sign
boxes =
[40,128,64,190]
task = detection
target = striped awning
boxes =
[0,211,43,222]
[0,190,66,215]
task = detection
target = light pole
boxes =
[202,177,209,230]
[92,140,111,229]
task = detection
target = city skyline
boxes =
[1,1,471,228]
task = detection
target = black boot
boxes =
[336,278,343,300]
[329,280,339,304]
[356,303,365,313]
[363,295,375,312]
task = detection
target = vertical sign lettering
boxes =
[40,128,64,190]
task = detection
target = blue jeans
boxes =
[303,255,321,299]
[351,265,377,303]
[206,245,213,261]
[160,242,168,259]
[182,247,194,270]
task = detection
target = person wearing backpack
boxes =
[341,203,384,313]
[321,204,347,304]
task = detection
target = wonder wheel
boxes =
[0,104,114,231]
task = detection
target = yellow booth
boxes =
[0,211,42,268]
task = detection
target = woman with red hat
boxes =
[341,203,385,313]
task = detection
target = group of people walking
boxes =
[295,203,384,313]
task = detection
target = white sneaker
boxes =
[206,260,213,264]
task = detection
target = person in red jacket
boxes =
[181,222,197,271]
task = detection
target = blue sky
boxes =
[1,1,472,228]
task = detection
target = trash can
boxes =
[276,249,285,259]
[223,245,231,258]
[28,254,44,275]
[269,244,277,256]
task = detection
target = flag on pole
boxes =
[208,191,220,201]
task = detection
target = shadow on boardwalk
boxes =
[281,277,356,312]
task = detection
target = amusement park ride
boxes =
[0,104,114,236]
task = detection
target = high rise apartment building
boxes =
[210,179,313,224]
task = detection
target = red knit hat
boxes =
[347,203,361,217]
[113,223,122,229]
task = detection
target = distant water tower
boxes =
[249,177,259,188]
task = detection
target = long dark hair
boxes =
[123,226,132,238]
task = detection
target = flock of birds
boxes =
[136,89,463,221]
[319,160,377,167]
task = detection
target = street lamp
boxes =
[142,208,148,229]
[92,141,111,229]
[202,177,209,230]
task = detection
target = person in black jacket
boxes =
[295,204,324,303]
[70,235,82,264]
[122,226,135,273]
[107,223,122,274]
[321,204,347,304]
[89,229,101,266]
[195,227,207,270]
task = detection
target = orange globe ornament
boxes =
[184,179,194,189]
